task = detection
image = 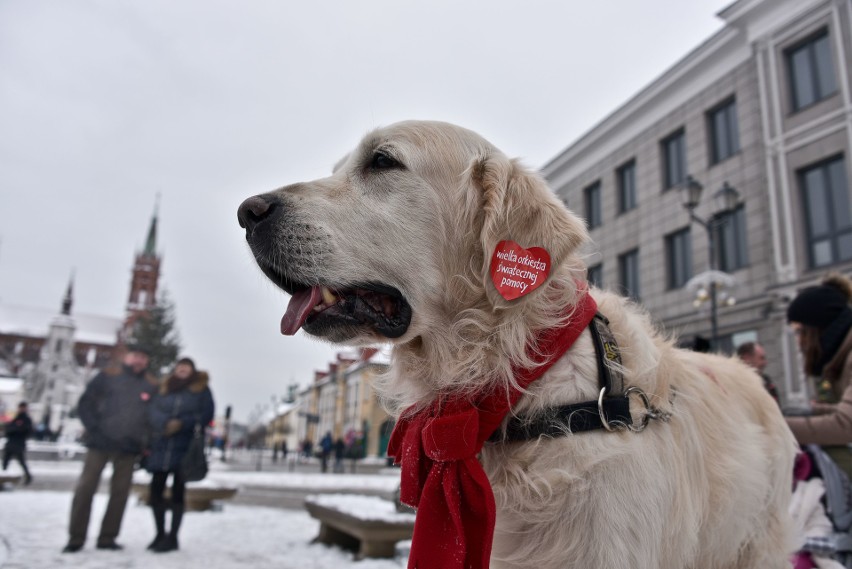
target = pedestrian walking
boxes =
[319,431,332,473]
[145,357,215,553]
[2,401,33,485]
[333,437,345,473]
[63,345,159,553]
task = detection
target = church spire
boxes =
[143,193,159,257]
[123,196,162,341]
[61,271,74,316]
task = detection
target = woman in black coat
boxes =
[145,358,214,553]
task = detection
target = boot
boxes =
[154,504,183,553]
[147,503,167,550]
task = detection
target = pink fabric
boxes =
[388,290,598,569]
[794,451,813,482]
[792,552,818,569]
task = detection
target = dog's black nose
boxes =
[237,195,274,237]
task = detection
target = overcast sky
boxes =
[0,0,731,422]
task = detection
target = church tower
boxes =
[123,198,161,340]
[26,275,83,432]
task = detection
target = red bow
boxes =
[388,290,598,569]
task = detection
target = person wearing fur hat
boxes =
[786,273,852,476]
[145,357,214,553]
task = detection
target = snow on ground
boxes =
[4,458,403,494]
[0,490,407,569]
[131,468,403,493]
[305,494,415,523]
[0,460,408,568]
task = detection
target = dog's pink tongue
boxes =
[281,286,322,336]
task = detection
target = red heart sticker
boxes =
[490,240,551,300]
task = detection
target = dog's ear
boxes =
[472,152,588,304]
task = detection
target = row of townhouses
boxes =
[258,348,394,460]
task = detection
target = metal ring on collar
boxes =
[597,386,615,432]
[624,386,651,432]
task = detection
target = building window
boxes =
[661,129,686,190]
[799,156,852,268]
[712,205,749,272]
[618,249,640,300]
[665,228,692,289]
[587,263,603,288]
[584,181,602,229]
[787,30,837,112]
[708,99,740,165]
[617,160,637,213]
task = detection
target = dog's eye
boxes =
[369,151,401,170]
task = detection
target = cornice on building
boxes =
[542,26,745,188]
[541,0,831,190]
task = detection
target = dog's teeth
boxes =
[321,287,336,305]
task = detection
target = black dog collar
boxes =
[493,312,666,443]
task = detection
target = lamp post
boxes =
[680,177,741,350]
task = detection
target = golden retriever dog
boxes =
[238,120,797,568]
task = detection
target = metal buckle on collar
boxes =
[597,386,655,433]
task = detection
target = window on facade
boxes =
[665,228,692,289]
[584,181,602,229]
[617,160,637,213]
[618,249,640,300]
[712,205,749,272]
[661,129,686,190]
[800,156,852,268]
[708,99,740,165]
[587,263,603,288]
[787,30,837,112]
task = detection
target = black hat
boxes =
[125,343,152,357]
[787,284,850,330]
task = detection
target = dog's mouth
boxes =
[258,262,412,339]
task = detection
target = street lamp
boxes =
[680,177,741,350]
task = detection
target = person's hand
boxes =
[164,419,182,436]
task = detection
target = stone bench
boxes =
[305,494,415,559]
[0,474,22,488]
[133,482,238,512]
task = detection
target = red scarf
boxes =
[388,290,598,569]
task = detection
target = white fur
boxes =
[246,120,798,568]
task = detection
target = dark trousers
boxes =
[67,449,136,547]
[2,446,31,480]
[149,470,187,507]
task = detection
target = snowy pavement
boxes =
[0,461,410,568]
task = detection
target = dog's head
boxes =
[238,120,588,346]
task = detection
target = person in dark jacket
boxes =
[333,437,345,473]
[736,341,780,404]
[3,401,33,484]
[145,357,214,553]
[319,431,333,473]
[63,345,159,553]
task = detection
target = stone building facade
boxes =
[542,0,852,406]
